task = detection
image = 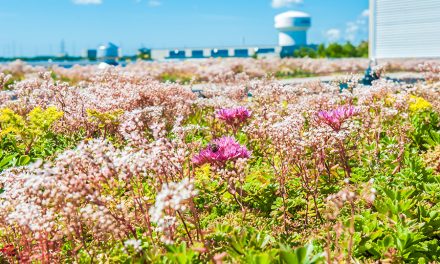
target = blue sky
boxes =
[0,0,369,57]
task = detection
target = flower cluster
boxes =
[149,178,198,244]
[409,95,432,112]
[192,136,251,166]
[418,61,440,83]
[317,105,360,131]
[423,145,440,173]
[124,239,142,253]
[0,57,438,262]
[215,106,252,126]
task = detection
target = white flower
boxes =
[124,239,142,252]
[149,178,198,244]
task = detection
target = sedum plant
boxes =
[0,60,439,263]
[0,106,64,169]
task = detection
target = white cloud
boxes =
[322,9,369,44]
[72,0,102,5]
[271,0,303,8]
[344,10,369,43]
[345,22,359,42]
[148,0,161,7]
[325,28,341,42]
[361,9,370,17]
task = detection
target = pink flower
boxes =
[215,107,252,126]
[317,105,360,131]
[192,136,251,166]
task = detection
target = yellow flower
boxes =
[0,107,63,148]
[384,93,396,107]
[409,95,432,112]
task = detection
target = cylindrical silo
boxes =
[274,11,311,46]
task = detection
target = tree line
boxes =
[293,41,368,58]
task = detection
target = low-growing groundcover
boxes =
[0,63,439,263]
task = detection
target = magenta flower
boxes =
[317,105,360,131]
[192,136,251,166]
[215,107,252,126]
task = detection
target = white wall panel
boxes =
[370,0,440,59]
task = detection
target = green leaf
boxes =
[0,154,16,169]
[18,155,31,166]
[383,235,393,248]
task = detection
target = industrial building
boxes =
[369,0,440,59]
[150,46,280,60]
[97,42,120,62]
[85,11,314,62]
[84,49,97,61]
[149,11,313,60]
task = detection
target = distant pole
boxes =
[12,41,16,58]
[60,39,65,56]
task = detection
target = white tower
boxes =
[275,11,311,46]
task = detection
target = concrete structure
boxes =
[274,11,311,47]
[97,42,120,61]
[274,11,312,57]
[369,0,440,59]
[151,49,169,60]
